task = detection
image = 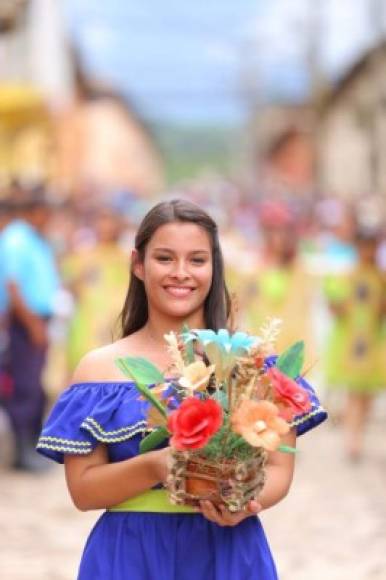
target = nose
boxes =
[171,258,190,280]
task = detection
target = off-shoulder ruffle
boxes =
[37,382,147,463]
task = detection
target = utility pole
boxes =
[369,0,386,194]
[238,33,265,199]
[305,1,327,197]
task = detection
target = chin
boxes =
[160,300,202,321]
[165,306,198,320]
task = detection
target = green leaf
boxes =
[139,427,169,453]
[276,341,305,379]
[278,444,297,454]
[116,356,165,384]
[115,357,167,417]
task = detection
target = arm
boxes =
[7,281,48,348]
[257,429,296,510]
[64,444,169,511]
[328,300,347,318]
[63,350,170,511]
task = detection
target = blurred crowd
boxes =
[0,180,385,473]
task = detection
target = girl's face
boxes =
[133,222,213,322]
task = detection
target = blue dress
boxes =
[37,378,327,580]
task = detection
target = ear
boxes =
[131,249,144,281]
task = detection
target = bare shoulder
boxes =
[71,337,139,384]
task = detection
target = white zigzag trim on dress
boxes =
[39,435,91,447]
[81,420,147,443]
[289,406,326,428]
[37,442,91,454]
[82,416,147,437]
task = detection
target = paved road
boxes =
[1,407,385,580]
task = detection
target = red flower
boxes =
[267,367,312,421]
[167,397,223,451]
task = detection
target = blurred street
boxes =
[1,406,386,580]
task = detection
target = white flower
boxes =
[164,331,185,373]
[179,361,215,394]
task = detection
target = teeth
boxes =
[165,286,193,297]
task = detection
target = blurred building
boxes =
[0,0,164,197]
[54,71,164,198]
[318,41,386,200]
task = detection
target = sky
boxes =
[63,0,382,125]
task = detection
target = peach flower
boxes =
[231,400,289,452]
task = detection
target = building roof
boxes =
[320,40,386,113]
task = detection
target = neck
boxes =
[143,309,206,344]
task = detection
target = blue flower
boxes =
[182,329,261,383]
[183,329,259,354]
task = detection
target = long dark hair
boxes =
[120,199,231,336]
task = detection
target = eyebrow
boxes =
[152,247,210,255]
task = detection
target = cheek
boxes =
[141,258,165,285]
[197,264,213,292]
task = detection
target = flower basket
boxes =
[116,321,312,513]
[167,448,268,512]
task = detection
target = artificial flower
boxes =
[147,405,168,428]
[167,397,223,451]
[179,361,215,394]
[185,328,259,353]
[267,367,312,421]
[231,399,289,451]
[183,329,261,383]
[164,331,185,374]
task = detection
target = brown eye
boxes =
[191,257,206,264]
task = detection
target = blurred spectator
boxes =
[244,201,316,364]
[62,205,129,374]
[0,197,13,381]
[324,226,386,461]
[314,198,357,273]
[0,196,14,467]
[2,188,60,471]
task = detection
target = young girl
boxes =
[37,199,327,579]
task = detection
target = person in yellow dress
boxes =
[243,202,315,365]
[324,226,386,461]
[63,206,129,375]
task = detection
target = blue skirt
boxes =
[78,512,278,580]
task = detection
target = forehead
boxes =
[148,222,211,251]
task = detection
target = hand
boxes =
[199,499,262,527]
[149,447,171,484]
[28,318,49,349]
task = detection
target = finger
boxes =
[218,504,241,525]
[247,500,262,514]
[217,502,260,525]
[200,501,224,525]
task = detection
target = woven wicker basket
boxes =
[166,448,267,512]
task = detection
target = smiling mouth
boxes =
[164,286,196,298]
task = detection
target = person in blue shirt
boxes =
[2,188,60,471]
[0,196,16,468]
[0,198,12,332]
[0,197,13,403]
